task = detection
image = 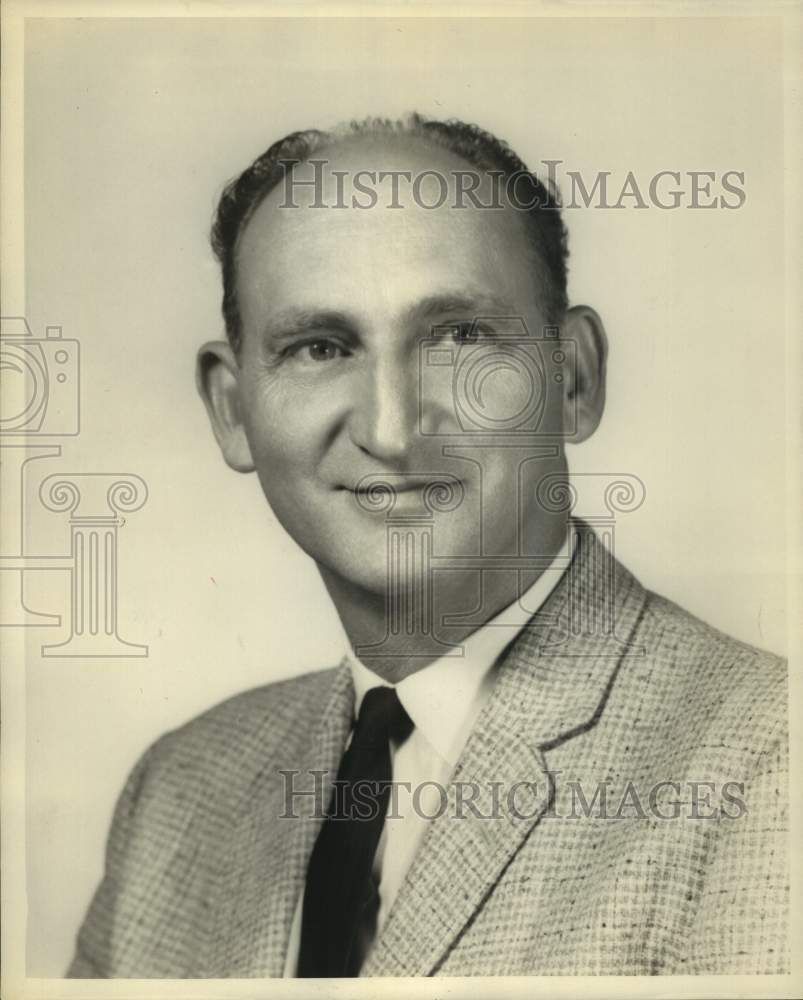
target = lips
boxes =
[344,478,457,494]
[347,483,423,494]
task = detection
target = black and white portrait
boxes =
[2,8,798,995]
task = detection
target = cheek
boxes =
[238,375,345,500]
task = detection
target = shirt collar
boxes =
[345,535,569,767]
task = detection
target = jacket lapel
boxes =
[362,521,649,976]
[207,661,354,977]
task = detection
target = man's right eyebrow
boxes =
[260,310,358,342]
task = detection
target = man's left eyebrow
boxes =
[412,292,517,319]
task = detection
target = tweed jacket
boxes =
[68,526,788,977]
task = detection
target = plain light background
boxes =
[20,16,786,975]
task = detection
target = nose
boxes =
[348,355,418,463]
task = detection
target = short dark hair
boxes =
[211,113,569,352]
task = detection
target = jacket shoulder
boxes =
[68,665,344,978]
[635,589,787,750]
[166,664,340,745]
[640,589,785,668]
[134,665,343,812]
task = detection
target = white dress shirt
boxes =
[283,542,568,976]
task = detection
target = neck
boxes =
[319,514,568,684]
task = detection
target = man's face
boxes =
[223,138,569,597]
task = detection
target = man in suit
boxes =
[68,114,788,978]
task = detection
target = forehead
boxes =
[235,134,540,328]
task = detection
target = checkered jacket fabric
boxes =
[67,525,788,977]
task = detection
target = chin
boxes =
[320,547,438,602]
[313,540,392,594]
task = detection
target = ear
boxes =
[196,341,255,472]
[560,305,608,444]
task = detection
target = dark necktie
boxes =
[297,685,414,977]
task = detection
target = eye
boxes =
[452,322,476,344]
[295,339,347,362]
[430,321,477,345]
[450,321,495,344]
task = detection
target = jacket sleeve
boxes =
[66,744,158,978]
[678,723,789,974]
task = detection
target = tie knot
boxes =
[354,685,413,746]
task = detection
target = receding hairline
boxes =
[212,113,570,350]
[248,126,543,237]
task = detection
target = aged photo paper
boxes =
[2,3,801,999]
